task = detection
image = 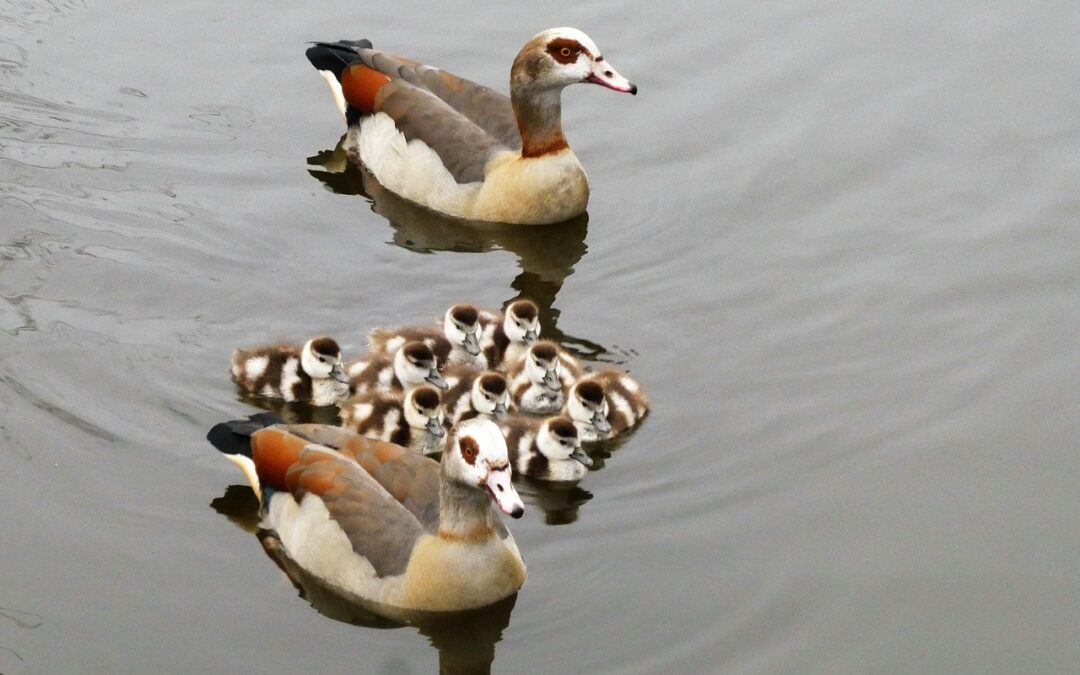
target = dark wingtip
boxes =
[206,412,282,457]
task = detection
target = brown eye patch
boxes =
[546,38,584,65]
[459,435,479,465]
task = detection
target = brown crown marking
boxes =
[459,435,479,465]
[509,300,538,322]
[479,373,507,395]
[531,341,558,362]
[412,385,441,411]
[403,341,435,365]
[450,304,479,327]
[310,337,340,357]
[576,380,606,404]
[548,416,578,439]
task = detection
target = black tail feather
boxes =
[206,412,282,458]
[305,39,373,81]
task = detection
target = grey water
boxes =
[2,0,1079,672]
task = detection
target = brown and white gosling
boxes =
[367,304,486,369]
[231,336,350,406]
[564,369,649,442]
[506,340,582,414]
[500,415,592,482]
[442,365,512,425]
[338,384,446,455]
[479,299,541,369]
[346,340,448,395]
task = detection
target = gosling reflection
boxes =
[307,140,607,360]
[211,485,515,674]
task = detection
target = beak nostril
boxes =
[497,485,504,492]
[604,70,613,77]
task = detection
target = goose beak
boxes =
[463,331,481,356]
[485,468,524,518]
[426,368,449,391]
[426,416,445,438]
[493,400,508,419]
[330,363,349,384]
[587,59,637,95]
[542,368,561,392]
[523,329,539,345]
[570,447,594,468]
[592,410,613,434]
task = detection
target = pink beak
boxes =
[485,468,524,519]
[587,59,637,95]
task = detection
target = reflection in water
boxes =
[233,386,342,425]
[307,139,608,359]
[514,477,593,526]
[211,486,516,674]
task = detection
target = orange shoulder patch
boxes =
[341,63,391,114]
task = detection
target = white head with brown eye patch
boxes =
[514,27,637,95]
[301,337,348,383]
[447,419,524,518]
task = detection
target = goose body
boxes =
[507,340,581,414]
[565,369,649,442]
[338,385,447,455]
[208,416,526,613]
[231,337,350,406]
[306,28,636,225]
[500,415,592,482]
[368,304,486,369]
[347,341,449,395]
[442,365,511,425]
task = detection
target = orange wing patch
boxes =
[251,428,308,492]
[341,63,391,114]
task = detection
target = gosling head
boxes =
[443,304,481,356]
[301,337,348,383]
[394,341,448,390]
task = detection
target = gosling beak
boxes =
[330,363,349,384]
[426,416,445,438]
[592,409,612,434]
[493,400,508,419]
[462,331,481,356]
[587,58,637,95]
[542,368,561,392]
[426,368,448,391]
[570,446,594,468]
[523,328,538,345]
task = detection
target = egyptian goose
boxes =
[500,415,593,482]
[347,340,449,394]
[506,340,582,414]
[478,299,540,369]
[564,369,649,442]
[442,365,511,425]
[208,415,526,613]
[231,336,350,406]
[338,385,446,455]
[305,28,636,225]
[367,304,486,370]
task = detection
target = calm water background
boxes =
[3,0,1080,672]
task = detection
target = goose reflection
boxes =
[308,139,607,360]
[211,485,516,675]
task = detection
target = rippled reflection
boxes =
[307,138,608,359]
[212,485,516,674]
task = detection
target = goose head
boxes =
[524,340,563,392]
[566,378,612,435]
[537,416,593,467]
[403,384,446,441]
[301,337,348,383]
[503,299,540,346]
[445,419,524,518]
[394,341,448,390]
[472,372,510,419]
[443,304,482,356]
[511,27,636,95]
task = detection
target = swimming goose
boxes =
[368,304,486,369]
[231,336,350,406]
[442,365,511,425]
[500,415,592,482]
[347,340,449,395]
[207,415,526,613]
[564,369,648,442]
[506,340,582,414]
[479,299,540,369]
[338,385,446,455]
[306,28,636,225]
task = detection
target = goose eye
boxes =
[560,47,572,57]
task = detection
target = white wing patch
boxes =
[244,355,269,382]
[280,357,301,402]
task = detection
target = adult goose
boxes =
[208,415,526,614]
[306,28,636,225]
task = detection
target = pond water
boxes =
[2,0,1079,672]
